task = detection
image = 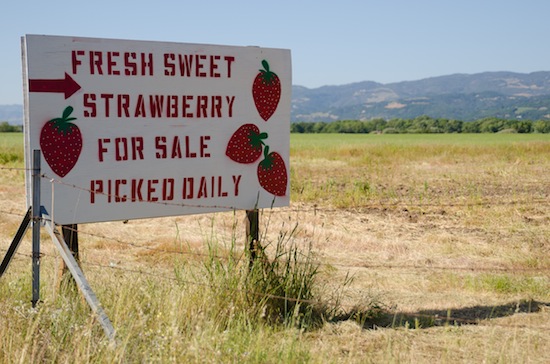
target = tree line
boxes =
[291,116,550,134]
[0,121,22,132]
[3,117,550,134]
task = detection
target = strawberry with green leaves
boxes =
[39,106,83,177]
[226,123,268,164]
[257,145,287,196]
[252,60,281,121]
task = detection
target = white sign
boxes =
[22,35,291,224]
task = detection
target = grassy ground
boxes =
[1,132,549,363]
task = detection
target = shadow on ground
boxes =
[330,299,550,329]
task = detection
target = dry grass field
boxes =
[1,132,549,363]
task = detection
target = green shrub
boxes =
[193,222,322,330]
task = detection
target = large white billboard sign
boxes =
[22,35,291,224]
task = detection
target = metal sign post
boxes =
[31,149,41,307]
[1,149,115,342]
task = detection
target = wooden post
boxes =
[57,224,79,291]
[246,209,259,268]
[62,224,79,260]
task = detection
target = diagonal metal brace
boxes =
[0,207,32,278]
[42,213,116,343]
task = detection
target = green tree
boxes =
[0,121,21,132]
[313,121,328,133]
[480,117,506,133]
[290,122,305,133]
[505,120,532,133]
[386,118,408,132]
[533,120,550,133]
[463,120,481,133]
[443,119,463,133]
[370,118,387,132]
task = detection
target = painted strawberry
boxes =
[257,146,287,196]
[39,106,83,177]
[252,59,281,121]
[226,123,267,164]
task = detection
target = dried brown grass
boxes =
[1,133,549,363]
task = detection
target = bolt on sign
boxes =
[21,35,291,224]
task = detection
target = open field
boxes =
[1,132,549,363]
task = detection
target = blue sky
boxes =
[1,0,549,104]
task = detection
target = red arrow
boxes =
[29,73,81,99]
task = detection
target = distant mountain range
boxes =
[292,71,550,122]
[2,71,550,124]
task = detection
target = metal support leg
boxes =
[31,149,41,307]
[0,207,31,277]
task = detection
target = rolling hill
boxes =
[291,71,550,121]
